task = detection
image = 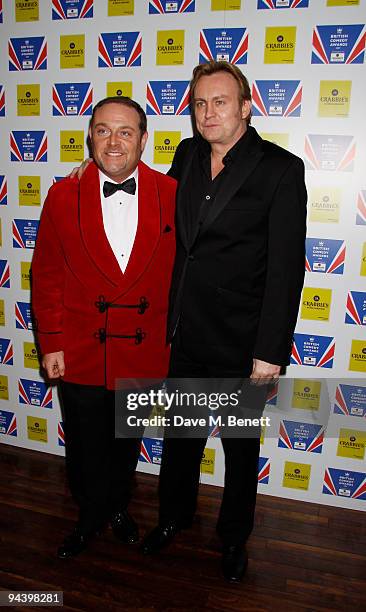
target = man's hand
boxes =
[42,351,65,379]
[250,358,280,385]
[68,158,92,180]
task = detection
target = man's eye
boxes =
[120,131,131,138]
[196,101,205,108]
[216,100,224,105]
[96,128,108,136]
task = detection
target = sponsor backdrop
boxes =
[0,0,365,511]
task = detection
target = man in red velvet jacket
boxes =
[32,97,176,559]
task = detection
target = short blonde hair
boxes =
[190,61,252,124]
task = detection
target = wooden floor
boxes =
[0,444,365,612]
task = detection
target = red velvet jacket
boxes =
[32,161,176,389]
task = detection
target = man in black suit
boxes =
[141,61,307,582]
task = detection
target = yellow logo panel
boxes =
[0,300,5,327]
[107,82,133,99]
[108,0,134,16]
[17,84,40,116]
[60,35,85,69]
[264,27,296,64]
[349,340,366,373]
[309,187,340,223]
[15,0,39,21]
[156,30,185,66]
[301,287,332,322]
[60,131,84,163]
[18,176,41,206]
[153,131,181,165]
[318,81,351,118]
[24,342,40,370]
[0,375,9,400]
[327,0,359,5]
[260,133,289,150]
[283,461,311,490]
[27,416,48,443]
[361,243,366,276]
[21,262,31,291]
[292,380,321,411]
[212,0,241,8]
[337,428,366,460]
[200,447,216,475]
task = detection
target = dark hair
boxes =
[90,96,147,135]
[190,61,252,124]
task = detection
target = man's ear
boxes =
[141,131,148,153]
[241,99,252,121]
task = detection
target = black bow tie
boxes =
[103,177,136,198]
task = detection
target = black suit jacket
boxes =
[167,126,307,370]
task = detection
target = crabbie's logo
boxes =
[337,428,366,460]
[108,0,134,16]
[27,415,47,443]
[349,340,366,373]
[21,262,31,290]
[200,447,215,475]
[211,0,241,9]
[60,131,84,163]
[300,288,332,322]
[282,461,311,490]
[199,28,248,65]
[264,27,296,63]
[106,82,133,99]
[292,379,321,411]
[60,35,85,69]
[309,187,340,224]
[318,81,351,118]
[52,0,93,20]
[156,30,184,65]
[15,0,39,22]
[153,131,181,164]
[0,375,9,400]
[17,84,40,117]
[23,342,39,369]
[18,176,41,206]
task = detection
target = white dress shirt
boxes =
[99,168,138,274]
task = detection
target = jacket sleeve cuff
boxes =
[37,332,63,355]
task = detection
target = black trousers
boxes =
[158,330,265,546]
[59,381,142,535]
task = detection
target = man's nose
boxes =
[108,130,119,146]
[204,101,215,118]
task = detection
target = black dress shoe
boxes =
[57,528,95,559]
[221,545,248,583]
[110,510,139,544]
[140,521,180,554]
